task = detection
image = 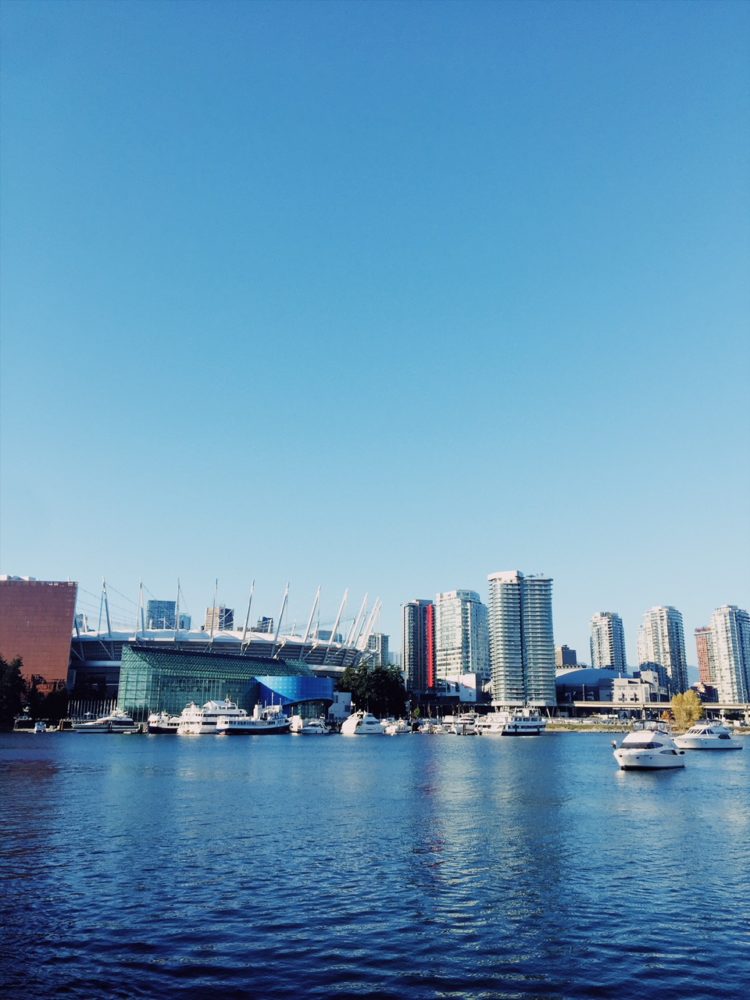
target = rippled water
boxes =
[1,731,749,998]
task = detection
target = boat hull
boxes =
[614,750,685,769]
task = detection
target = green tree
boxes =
[0,656,26,729]
[338,663,406,717]
[41,684,70,725]
[671,690,704,730]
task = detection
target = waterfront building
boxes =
[146,599,177,630]
[709,605,750,703]
[694,626,716,686]
[402,599,435,693]
[555,645,577,668]
[590,612,627,673]
[435,590,489,681]
[367,632,390,667]
[0,576,77,688]
[117,644,333,720]
[205,606,234,632]
[255,616,273,634]
[637,606,688,694]
[487,571,556,707]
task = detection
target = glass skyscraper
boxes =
[709,605,750,703]
[487,571,555,706]
[435,590,489,681]
[637,606,688,694]
[590,611,627,673]
[402,599,435,693]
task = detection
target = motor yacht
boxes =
[674,723,743,751]
[384,719,411,736]
[215,704,290,735]
[613,724,686,769]
[177,699,246,735]
[72,709,140,734]
[147,711,181,734]
[289,715,330,735]
[340,710,385,736]
[450,713,478,735]
[474,708,546,737]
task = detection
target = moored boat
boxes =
[613,723,686,770]
[477,707,546,736]
[177,699,246,735]
[340,710,385,736]
[384,719,411,736]
[674,723,743,751]
[147,711,181,734]
[289,715,330,735]
[72,709,140,734]
[215,704,290,735]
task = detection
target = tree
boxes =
[0,656,26,729]
[671,690,704,730]
[338,663,406,718]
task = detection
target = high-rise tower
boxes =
[709,605,750,703]
[590,611,627,673]
[435,590,489,681]
[487,571,555,706]
[694,626,716,687]
[402,600,435,694]
[637,606,688,694]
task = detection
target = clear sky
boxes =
[1,0,748,664]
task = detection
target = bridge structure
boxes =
[562,700,750,720]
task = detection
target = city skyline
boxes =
[2,3,748,670]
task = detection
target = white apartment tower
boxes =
[637,606,688,694]
[487,571,556,706]
[709,605,750,703]
[435,590,490,681]
[590,612,627,673]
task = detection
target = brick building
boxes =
[0,577,78,688]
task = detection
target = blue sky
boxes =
[1,0,748,663]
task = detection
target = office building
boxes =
[205,606,234,632]
[146,599,177,630]
[637,606,688,694]
[402,599,435,693]
[555,645,577,668]
[709,605,750,703]
[590,612,627,673]
[0,577,77,688]
[487,571,556,706]
[435,590,489,681]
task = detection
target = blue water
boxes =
[1,731,748,998]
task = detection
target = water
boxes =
[1,731,748,998]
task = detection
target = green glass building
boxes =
[117,643,334,720]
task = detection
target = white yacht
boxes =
[289,715,330,735]
[674,723,743,751]
[215,704,290,735]
[450,713,478,735]
[340,710,385,736]
[474,707,546,736]
[613,724,686,770]
[177,699,246,735]
[384,719,411,736]
[72,709,140,734]
[147,711,180,734]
